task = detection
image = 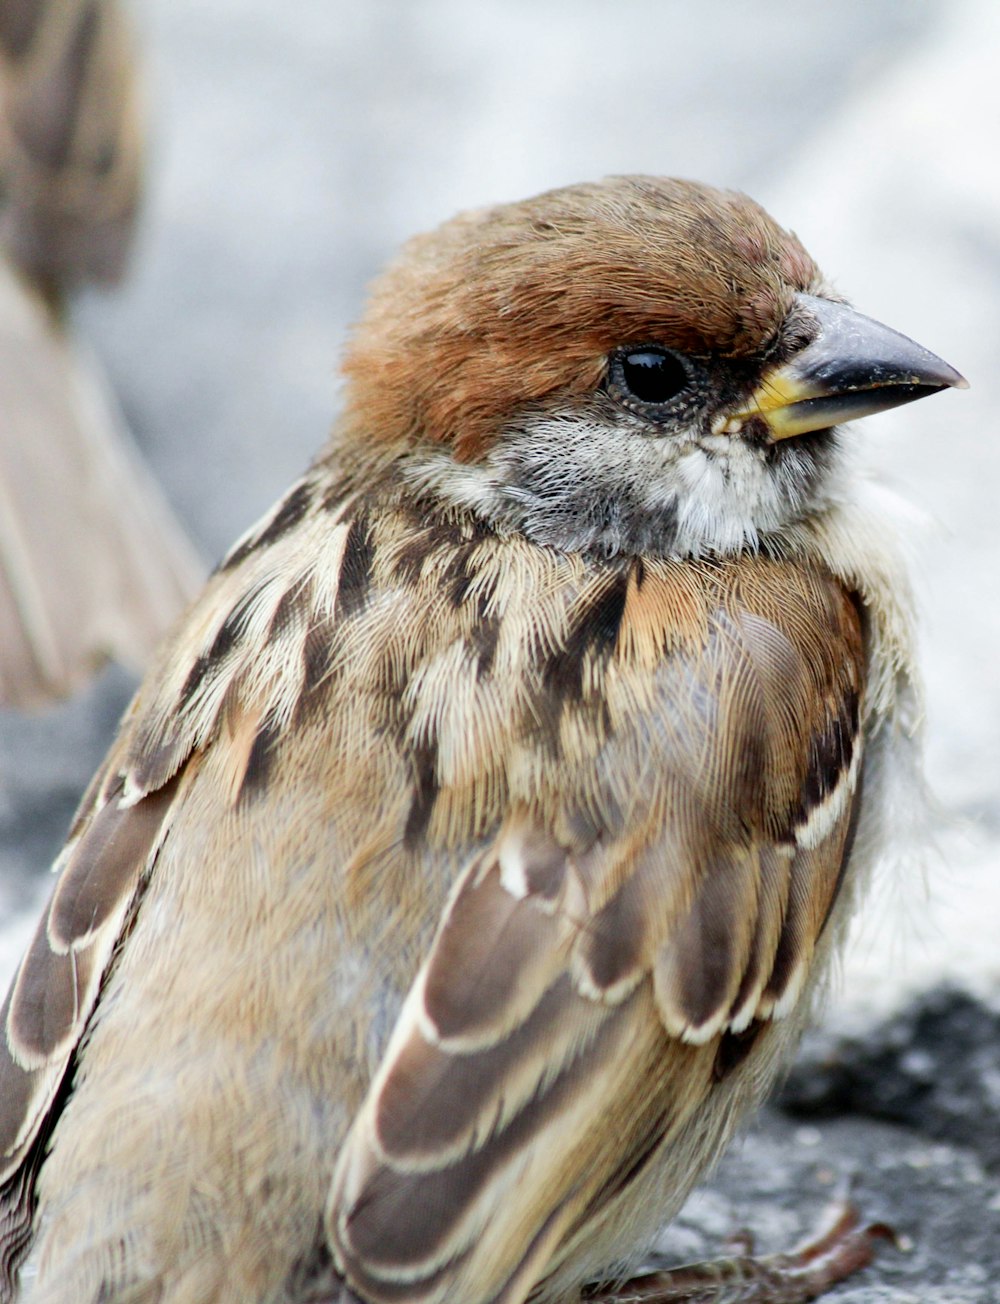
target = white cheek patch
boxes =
[400,406,842,561]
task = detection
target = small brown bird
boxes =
[0,0,201,707]
[0,177,965,1303]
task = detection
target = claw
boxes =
[584,1197,899,1303]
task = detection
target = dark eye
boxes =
[615,346,693,401]
[608,347,692,410]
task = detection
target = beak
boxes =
[729,293,968,441]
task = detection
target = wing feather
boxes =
[331,850,671,1303]
[0,478,357,1293]
[330,554,866,1304]
[0,774,180,1180]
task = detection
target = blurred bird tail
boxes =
[0,262,204,708]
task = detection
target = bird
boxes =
[0,175,965,1303]
[0,0,201,708]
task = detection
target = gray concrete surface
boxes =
[1,0,998,1297]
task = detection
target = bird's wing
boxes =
[0,468,384,1301]
[0,626,199,1291]
[0,466,343,1194]
[0,762,183,1291]
[328,553,866,1304]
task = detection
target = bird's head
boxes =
[338,176,965,559]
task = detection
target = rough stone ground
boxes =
[652,987,1000,1301]
[1,1,998,1298]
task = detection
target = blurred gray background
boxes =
[2,1,998,1298]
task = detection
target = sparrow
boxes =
[0,176,965,1303]
[0,0,201,708]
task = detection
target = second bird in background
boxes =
[0,0,201,709]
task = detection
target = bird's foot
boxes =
[583,1199,897,1303]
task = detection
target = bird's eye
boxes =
[608,347,692,410]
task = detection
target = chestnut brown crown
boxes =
[340,176,823,461]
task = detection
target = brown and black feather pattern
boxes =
[0,469,864,1302]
